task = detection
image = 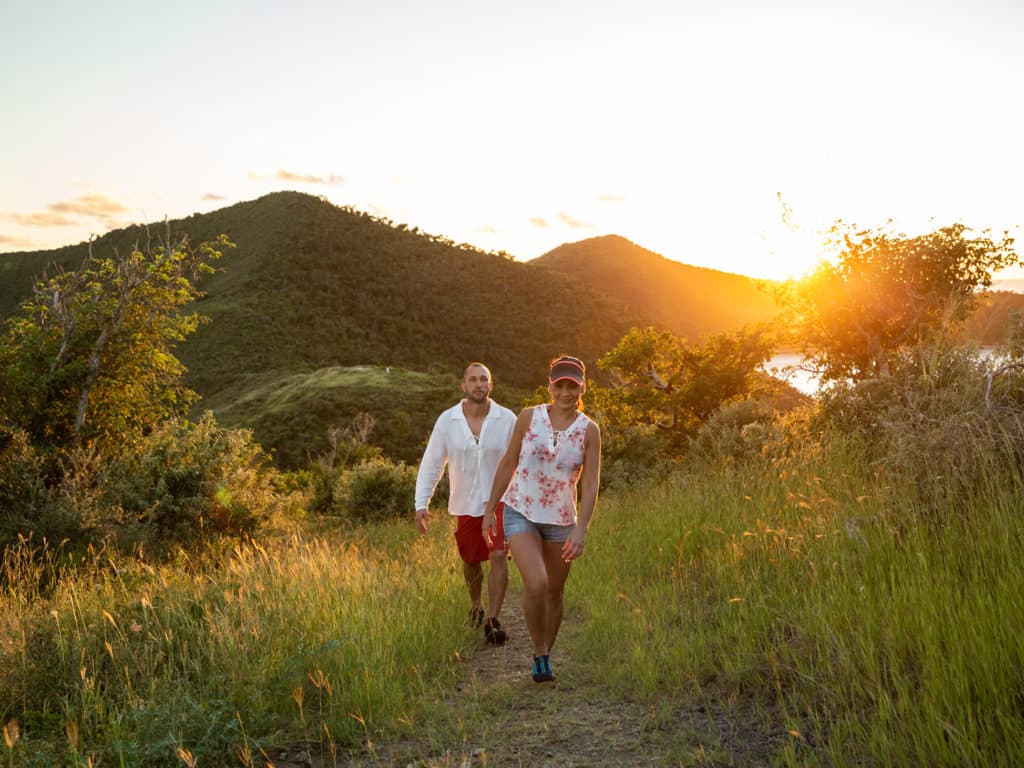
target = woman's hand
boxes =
[561,527,586,561]
[482,508,497,544]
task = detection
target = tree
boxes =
[0,227,232,457]
[780,223,1018,382]
[597,325,775,443]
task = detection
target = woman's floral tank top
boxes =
[501,406,589,525]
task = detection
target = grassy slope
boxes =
[201,365,488,466]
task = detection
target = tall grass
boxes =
[1,525,471,766]
[572,431,1024,765]
[4,412,1024,765]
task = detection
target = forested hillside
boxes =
[0,193,644,463]
[532,234,781,339]
[4,195,1022,465]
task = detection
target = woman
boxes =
[482,355,601,683]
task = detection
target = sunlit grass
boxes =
[0,523,472,766]
[4,432,1024,765]
[571,438,1024,766]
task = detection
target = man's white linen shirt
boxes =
[415,400,516,518]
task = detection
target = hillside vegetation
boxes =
[533,234,781,340]
[0,193,638,389]
[0,193,791,466]
[5,195,1020,466]
[3,208,1024,765]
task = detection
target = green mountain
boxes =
[1,195,825,466]
[531,235,781,340]
[0,193,646,465]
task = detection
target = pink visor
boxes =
[549,359,584,384]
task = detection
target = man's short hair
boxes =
[464,362,492,380]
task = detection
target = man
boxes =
[415,362,516,645]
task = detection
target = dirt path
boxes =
[283,590,783,768]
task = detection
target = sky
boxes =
[2,0,1022,281]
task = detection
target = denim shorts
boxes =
[502,504,575,543]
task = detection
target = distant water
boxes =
[764,353,820,395]
[993,278,1024,294]
[764,348,1001,396]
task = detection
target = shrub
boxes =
[690,398,777,467]
[0,431,112,551]
[302,414,383,513]
[0,427,48,544]
[597,421,676,489]
[812,344,1024,520]
[335,458,417,523]
[102,412,282,552]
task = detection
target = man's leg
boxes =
[486,549,509,620]
[483,549,510,643]
[463,561,484,623]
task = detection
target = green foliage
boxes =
[689,398,777,466]
[0,527,470,767]
[781,222,1019,382]
[0,229,231,457]
[0,415,284,554]
[0,433,112,550]
[813,342,1024,520]
[597,325,775,445]
[580,384,675,488]
[305,412,384,513]
[0,230,289,556]
[0,426,47,522]
[335,458,417,524]
[205,365,468,468]
[297,411,419,524]
[101,413,282,550]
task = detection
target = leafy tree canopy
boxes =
[0,229,231,457]
[596,325,775,448]
[780,223,1018,382]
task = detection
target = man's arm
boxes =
[414,417,448,534]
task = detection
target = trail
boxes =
[281,591,782,768]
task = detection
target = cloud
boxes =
[251,169,345,185]
[557,212,593,229]
[202,193,227,201]
[9,211,78,227]
[597,193,625,203]
[475,225,502,235]
[6,193,130,228]
[0,233,36,249]
[529,217,550,228]
[49,194,128,218]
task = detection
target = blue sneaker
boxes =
[532,655,555,683]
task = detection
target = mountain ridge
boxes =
[0,195,790,466]
[531,234,781,341]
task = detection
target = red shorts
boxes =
[454,503,506,564]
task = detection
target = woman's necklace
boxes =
[548,406,576,449]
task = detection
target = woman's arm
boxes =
[563,419,602,561]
